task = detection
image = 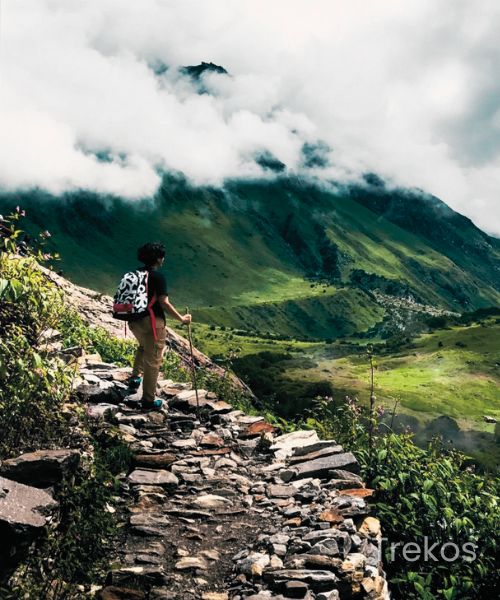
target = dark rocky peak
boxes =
[180,61,228,80]
[255,151,286,173]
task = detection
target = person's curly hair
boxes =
[137,242,166,267]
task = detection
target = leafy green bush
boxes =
[306,396,500,599]
[0,213,72,458]
[59,309,136,366]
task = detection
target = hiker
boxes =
[114,242,191,410]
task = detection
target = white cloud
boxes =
[0,0,499,235]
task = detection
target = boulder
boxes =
[0,449,80,487]
[303,530,352,557]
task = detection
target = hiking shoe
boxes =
[127,375,142,391]
[140,398,163,411]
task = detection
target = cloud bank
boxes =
[1,0,500,235]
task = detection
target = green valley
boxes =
[184,314,500,469]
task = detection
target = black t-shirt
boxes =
[140,267,168,321]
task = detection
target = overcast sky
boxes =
[1,0,499,235]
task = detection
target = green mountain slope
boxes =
[1,176,499,341]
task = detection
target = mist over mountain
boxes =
[3,0,500,234]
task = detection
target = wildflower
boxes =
[41,230,51,238]
[42,253,52,260]
[15,206,26,216]
[346,395,362,417]
[376,405,385,418]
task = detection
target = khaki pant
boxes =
[129,315,166,403]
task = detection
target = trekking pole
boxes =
[185,306,201,420]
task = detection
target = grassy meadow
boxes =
[181,316,500,469]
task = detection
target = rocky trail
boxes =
[72,354,387,599]
[0,275,389,600]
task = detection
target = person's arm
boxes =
[159,295,191,324]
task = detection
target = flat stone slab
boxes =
[192,494,234,509]
[271,431,320,459]
[263,569,338,592]
[175,556,208,570]
[0,449,80,487]
[87,403,121,420]
[286,554,343,571]
[281,452,359,481]
[170,389,234,414]
[172,438,197,449]
[292,440,338,457]
[0,476,58,529]
[289,445,344,465]
[129,513,171,529]
[128,469,178,489]
[239,420,275,438]
[267,484,296,498]
[237,415,265,425]
[133,453,176,469]
[200,434,225,448]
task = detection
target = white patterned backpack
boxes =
[112,270,150,321]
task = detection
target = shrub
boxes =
[59,309,136,366]
[305,395,500,600]
[0,213,73,458]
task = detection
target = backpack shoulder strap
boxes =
[145,271,158,341]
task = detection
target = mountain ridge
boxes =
[1,175,498,340]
